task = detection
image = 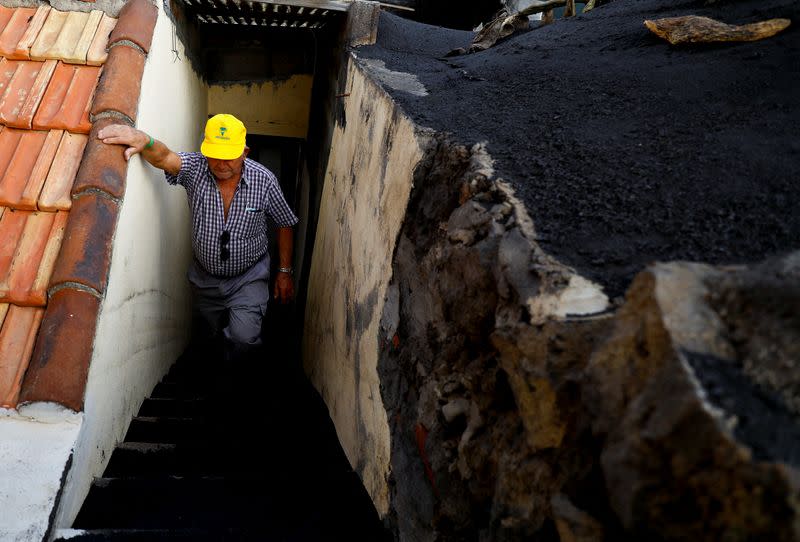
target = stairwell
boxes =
[54,312,389,541]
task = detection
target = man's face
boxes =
[206,147,249,181]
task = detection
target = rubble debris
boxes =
[469,10,530,53]
[645,15,791,45]
[461,0,588,54]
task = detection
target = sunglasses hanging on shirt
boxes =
[220,230,230,261]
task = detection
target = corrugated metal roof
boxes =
[177,0,349,28]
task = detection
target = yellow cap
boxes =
[201,114,247,160]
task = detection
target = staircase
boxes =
[54,328,388,541]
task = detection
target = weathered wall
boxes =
[207,76,313,139]
[303,55,428,516]
[53,2,206,529]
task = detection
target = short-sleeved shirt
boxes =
[165,152,299,278]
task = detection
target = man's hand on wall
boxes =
[97,124,151,161]
[97,124,182,174]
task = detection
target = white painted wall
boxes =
[52,4,208,530]
[0,405,82,542]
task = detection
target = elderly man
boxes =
[98,114,298,359]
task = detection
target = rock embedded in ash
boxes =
[644,15,791,45]
[587,254,800,541]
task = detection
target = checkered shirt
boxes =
[165,152,299,277]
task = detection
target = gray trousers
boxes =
[188,254,270,352]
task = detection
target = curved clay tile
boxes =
[0,7,37,59]
[0,304,44,407]
[0,210,63,306]
[0,128,50,206]
[31,9,104,64]
[32,62,100,134]
[87,14,117,66]
[12,6,51,61]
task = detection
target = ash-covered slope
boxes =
[359,0,800,298]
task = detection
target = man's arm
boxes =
[97,124,182,175]
[274,226,294,304]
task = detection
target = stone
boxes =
[588,256,800,541]
[442,397,469,423]
[551,493,605,542]
[645,15,791,45]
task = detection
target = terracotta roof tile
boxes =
[0,128,50,207]
[18,130,64,211]
[0,209,66,307]
[13,6,52,61]
[108,0,158,53]
[0,7,37,60]
[71,10,103,65]
[32,62,100,134]
[87,14,117,66]
[31,10,104,64]
[29,8,68,61]
[19,288,99,411]
[30,211,68,306]
[0,210,62,306]
[49,193,118,294]
[0,129,85,212]
[0,59,57,129]
[91,43,144,122]
[0,304,44,408]
[72,117,126,198]
[0,6,14,34]
[39,131,88,211]
[0,208,27,280]
[54,10,103,65]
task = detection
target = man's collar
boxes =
[239,159,250,186]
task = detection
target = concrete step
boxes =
[149,381,211,400]
[103,441,355,478]
[123,416,210,444]
[159,363,215,386]
[138,398,209,418]
[73,476,280,529]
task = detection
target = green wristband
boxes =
[144,135,154,149]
